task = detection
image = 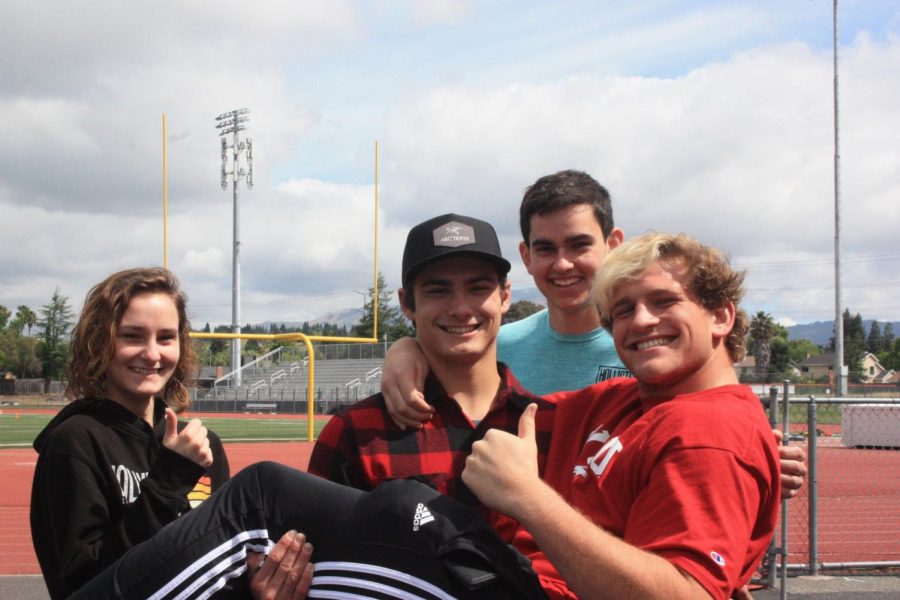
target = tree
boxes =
[844,311,867,383]
[880,337,900,371]
[867,321,883,354]
[0,333,40,378]
[14,305,38,336]
[884,322,895,349]
[37,288,75,385]
[827,310,866,383]
[749,311,776,381]
[353,273,415,341]
[761,322,794,376]
[786,339,822,367]
[504,300,544,324]
[199,324,233,366]
[768,337,790,376]
[0,305,7,369]
[0,304,42,378]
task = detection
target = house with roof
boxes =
[797,353,831,382]
[734,355,808,381]
[860,352,891,383]
[799,352,892,384]
[873,368,898,384]
[733,355,755,378]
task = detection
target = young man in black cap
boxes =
[308,213,556,544]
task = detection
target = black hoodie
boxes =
[30,398,230,599]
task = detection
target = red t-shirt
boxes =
[517,379,781,600]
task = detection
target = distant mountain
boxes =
[310,307,363,329]
[509,286,547,305]
[253,298,896,348]
[786,322,834,346]
[786,320,900,347]
[253,308,362,332]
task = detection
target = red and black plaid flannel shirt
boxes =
[307,363,556,542]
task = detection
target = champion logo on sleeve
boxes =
[710,550,726,567]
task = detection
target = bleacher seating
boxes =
[196,356,385,413]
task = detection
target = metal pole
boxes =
[807,397,819,575]
[216,108,251,388]
[768,386,780,426]
[162,113,168,269]
[372,140,380,339]
[833,0,846,396]
[780,380,790,599]
[231,125,241,387]
[764,386,780,591]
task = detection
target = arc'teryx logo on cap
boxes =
[433,222,475,248]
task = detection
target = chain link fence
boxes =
[190,384,376,415]
[0,378,65,395]
[757,384,900,597]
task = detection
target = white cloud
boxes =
[182,247,228,278]
[412,0,470,27]
[0,2,343,215]
[1,2,898,329]
[380,36,900,322]
[0,98,97,155]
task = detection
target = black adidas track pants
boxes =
[69,461,546,599]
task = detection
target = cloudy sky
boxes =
[2,0,898,330]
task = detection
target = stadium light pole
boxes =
[216,108,253,388]
[832,0,846,396]
[162,113,168,268]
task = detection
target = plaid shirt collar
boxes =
[421,362,539,420]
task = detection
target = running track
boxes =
[0,441,315,575]
[2,435,898,576]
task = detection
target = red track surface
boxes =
[2,433,897,576]
[781,440,900,565]
[0,441,314,575]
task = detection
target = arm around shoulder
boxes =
[380,337,433,428]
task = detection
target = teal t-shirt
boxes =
[497,309,630,395]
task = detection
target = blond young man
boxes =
[464,232,781,599]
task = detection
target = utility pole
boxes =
[216,108,253,387]
[832,1,846,396]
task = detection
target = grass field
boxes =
[0,413,327,447]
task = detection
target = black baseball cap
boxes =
[402,213,511,287]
